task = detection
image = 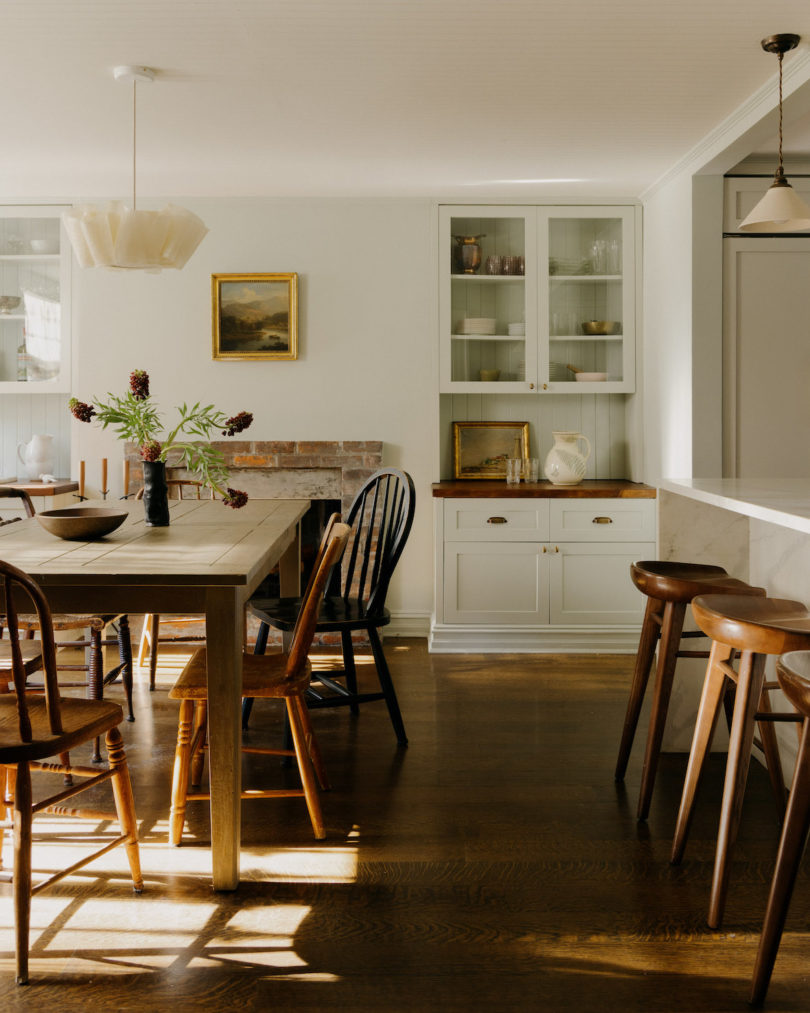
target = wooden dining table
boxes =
[0,496,309,889]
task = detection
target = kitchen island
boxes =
[658,478,810,763]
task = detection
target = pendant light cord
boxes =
[132,80,139,212]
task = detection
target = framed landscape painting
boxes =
[212,273,298,361]
[453,420,530,479]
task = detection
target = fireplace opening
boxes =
[254,498,342,600]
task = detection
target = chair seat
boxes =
[692,595,810,654]
[16,613,114,632]
[249,595,391,632]
[631,561,764,603]
[0,694,124,762]
[169,647,312,701]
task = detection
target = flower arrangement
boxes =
[69,369,253,508]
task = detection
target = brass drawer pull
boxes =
[487,516,507,525]
[592,516,614,524]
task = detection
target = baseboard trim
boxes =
[386,612,431,638]
[429,621,641,653]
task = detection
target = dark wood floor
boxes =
[2,640,810,1011]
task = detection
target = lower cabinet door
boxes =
[547,542,653,625]
[444,542,549,624]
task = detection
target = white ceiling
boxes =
[4,0,810,201]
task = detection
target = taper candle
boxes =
[123,459,130,498]
[78,460,85,498]
[101,457,108,491]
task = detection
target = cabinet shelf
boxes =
[549,274,621,282]
[550,334,623,342]
[0,254,60,262]
[451,274,525,283]
[0,315,25,322]
[451,333,524,342]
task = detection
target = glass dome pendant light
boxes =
[63,66,208,270]
[740,34,810,233]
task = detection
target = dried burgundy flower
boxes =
[222,411,253,437]
[129,369,150,401]
[69,397,96,423]
[222,488,249,509]
[140,440,162,462]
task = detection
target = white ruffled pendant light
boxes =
[740,34,810,234]
[63,66,208,271]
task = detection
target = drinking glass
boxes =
[505,459,522,484]
[523,458,539,483]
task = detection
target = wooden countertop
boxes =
[432,480,656,498]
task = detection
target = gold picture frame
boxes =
[212,272,298,361]
[453,421,530,479]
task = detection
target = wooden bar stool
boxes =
[615,561,765,820]
[750,650,810,1006]
[670,595,807,929]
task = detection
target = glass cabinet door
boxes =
[439,206,538,392]
[0,206,70,391]
[540,207,635,393]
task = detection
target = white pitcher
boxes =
[543,431,591,486]
[17,434,55,480]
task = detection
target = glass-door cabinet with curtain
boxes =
[0,205,71,392]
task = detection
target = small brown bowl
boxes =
[582,320,618,335]
[36,507,128,541]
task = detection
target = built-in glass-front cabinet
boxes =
[439,205,636,394]
[0,205,70,392]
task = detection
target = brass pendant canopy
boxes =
[740,34,810,233]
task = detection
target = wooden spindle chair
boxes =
[0,557,143,985]
[244,469,415,746]
[167,522,351,843]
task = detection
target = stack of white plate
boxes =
[549,362,569,381]
[457,317,496,335]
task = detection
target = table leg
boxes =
[205,586,243,890]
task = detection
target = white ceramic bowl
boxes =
[575,372,607,382]
[29,238,58,254]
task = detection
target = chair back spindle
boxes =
[341,469,414,617]
[1,559,62,739]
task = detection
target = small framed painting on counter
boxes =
[452,420,529,479]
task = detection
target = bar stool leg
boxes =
[756,688,788,817]
[671,639,733,864]
[615,595,663,782]
[708,650,767,929]
[751,720,810,1006]
[637,600,686,820]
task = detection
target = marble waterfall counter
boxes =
[659,478,810,769]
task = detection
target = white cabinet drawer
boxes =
[444,498,550,542]
[549,498,655,543]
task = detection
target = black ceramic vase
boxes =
[142,460,170,527]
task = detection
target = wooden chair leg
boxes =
[286,697,326,840]
[148,615,160,691]
[615,595,662,782]
[637,600,686,820]
[170,699,195,846]
[105,727,144,891]
[341,628,360,715]
[12,760,32,986]
[751,720,810,1006]
[368,625,408,747]
[137,613,152,669]
[115,615,135,722]
[671,639,733,865]
[756,688,788,818]
[294,693,330,790]
[190,702,208,788]
[708,650,767,929]
[89,627,104,763]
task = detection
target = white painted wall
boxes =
[69,197,436,628]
